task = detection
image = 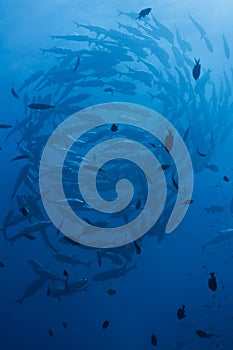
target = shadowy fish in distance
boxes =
[28,103,57,110]
[187,12,206,38]
[195,330,218,339]
[102,320,110,329]
[151,334,158,346]
[177,305,186,320]
[201,228,233,250]
[107,289,116,296]
[192,59,201,80]
[0,124,12,129]
[11,85,19,99]
[136,8,152,20]
[73,55,80,71]
[222,34,230,59]
[208,272,217,291]
[10,154,30,162]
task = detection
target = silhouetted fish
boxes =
[136,8,152,20]
[208,272,217,291]
[28,103,56,110]
[151,334,158,346]
[177,305,186,320]
[192,59,201,80]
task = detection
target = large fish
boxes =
[201,229,233,250]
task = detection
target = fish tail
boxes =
[50,35,55,40]
[117,21,122,29]
[117,10,123,16]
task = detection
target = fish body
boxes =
[28,103,56,110]
[222,34,230,59]
[136,8,152,20]
[0,124,12,129]
[201,228,233,250]
[177,305,186,319]
[192,59,201,80]
[208,272,217,291]
[15,277,46,305]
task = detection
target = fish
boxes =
[28,103,57,110]
[10,154,30,162]
[62,322,67,329]
[164,128,174,153]
[18,70,44,92]
[63,269,69,278]
[0,124,12,129]
[102,320,110,329]
[73,55,80,71]
[93,263,136,281]
[14,277,46,305]
[196,148,206,157]
[205,205,224,215]
[172,175,179,190]
[104,87,114,95]
[11,86,19,99]
[205,164,219,172]
[48,329,53,338]
[136,8,152,20]
[203,36,214,53]
[208,272,217,291]
[151,334,158,346]
[0,262,4,268]
[1,209,14,243]
[222,34,230,59]
[201,228,233,250]
[158,164,170,171]
[136,199,141,209]
[195,330,218,339]
[134,240,141,255]
[54,253,92,267]
[187,12,206,38]
[28,258,63,284]
[177,305,186,320]
[192,58,201,80]
[223,175,230,182]
[111,123,118,132]
[107,289,116,296]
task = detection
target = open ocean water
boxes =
[1,1,233,349]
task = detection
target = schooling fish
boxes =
[107,289,116,296]
[73,55,80,71]
[192,59,201,80]
[222,34,230,59]
[177,305,186,320]
[195,330,218,339]
[102,320,110,329]
[28,103,56,110]
[151,334,158,346]
[208,272,217,291]
[136,8,152,20]
[10,154,30,162]
[0,124,12,129]
[11,85,19,99]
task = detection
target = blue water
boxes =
[1,1,233,349]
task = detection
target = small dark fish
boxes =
[111,124,118,132]
[149,142,156,148]
[107,289,116,296]
[172,175,179,190]
[97,252,102,267]
[10,154,30,162]
[208,272,217,291]
[195,330,218,339]
[104,87,114,95]
[48,329,53,338]
[192,58,201,80]
[47,287,51,297]
[63,269,69,278]
[136,199,141,210]
[28,103,56,110]
[177,305,186,320]
[73,55,80,71]
[206,164,219,172]
[0,146,2,151]
[62,322,67,329]
[0,124,12,129]
[223,176,230,182]
[183,199,194,205]
[196,148,206,157]
[11,86,19,99]
[158,164,170,171]
[0,262,4,268]
[136,8,152,20]
[20,206,30,217]
[134,240,141,255]
[151,334,158,346]
[102,320,110,329]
